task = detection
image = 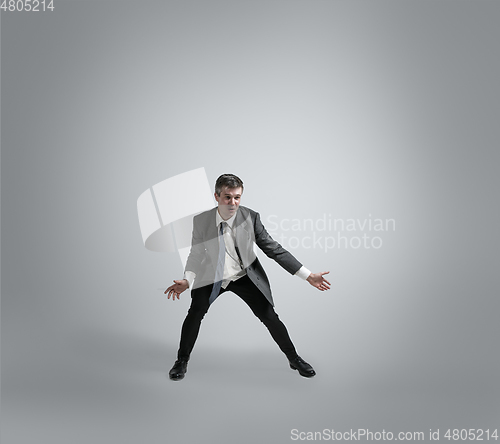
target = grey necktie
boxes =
[208,222,226,304]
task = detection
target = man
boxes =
[165,174,330,380]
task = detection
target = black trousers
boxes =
[177,275,297,361]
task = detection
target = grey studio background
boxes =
[1,1,499,443]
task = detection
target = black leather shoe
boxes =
[169,358,188,381]
[289,356,316,378]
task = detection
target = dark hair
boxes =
[215,174,244,196]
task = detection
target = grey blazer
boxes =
[185,206,302,306]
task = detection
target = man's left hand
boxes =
[306,271,331,291]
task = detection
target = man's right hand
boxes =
[164,279,189,300]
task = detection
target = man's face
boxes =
[214,186,242,220]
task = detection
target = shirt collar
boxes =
[216,207,237,229]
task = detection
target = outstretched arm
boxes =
[306,271,331,291]
[165,214,203,301]
[253,212,302,274]
[253,211,332,290]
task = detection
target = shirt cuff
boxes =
[294,266,311,280]
[183,271,196,289]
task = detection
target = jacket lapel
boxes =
[204,208,219,267]
[233,207,256,268]
[205,207,218,241]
